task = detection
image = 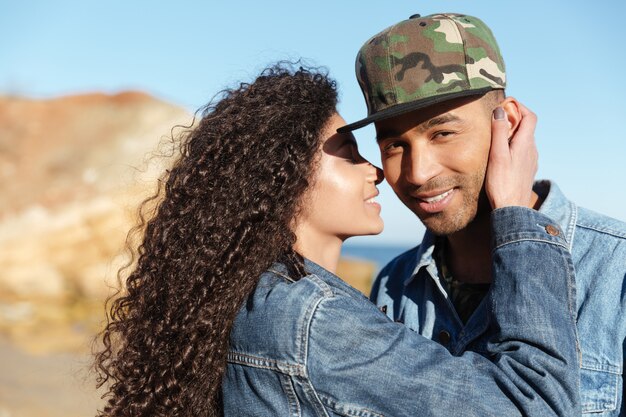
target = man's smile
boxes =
[414,188,457,214]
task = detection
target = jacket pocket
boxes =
[580,363,621,414]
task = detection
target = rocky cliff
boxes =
[0,92,192,352]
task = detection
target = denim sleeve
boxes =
[306,207,580,417]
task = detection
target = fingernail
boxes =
[493,107,505,120]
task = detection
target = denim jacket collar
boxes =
[404,232,436,286]
[269,258,367,298]
[404,180,577,286]
[269,258,338,280]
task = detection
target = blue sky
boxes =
[2,0,625,245]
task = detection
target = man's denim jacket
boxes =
[223,207,581,416]
[371,181,626,415]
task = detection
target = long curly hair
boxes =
[94,63,338,416]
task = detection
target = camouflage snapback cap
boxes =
[338,13,506,133]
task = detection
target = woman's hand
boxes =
[485,102,538,209]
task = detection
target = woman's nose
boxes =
[366,162,385,185]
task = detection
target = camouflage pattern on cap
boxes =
[339,13,506,132]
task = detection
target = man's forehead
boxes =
[374,95,483,139]
[375,110,463,140]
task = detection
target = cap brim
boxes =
[337,87,496,134]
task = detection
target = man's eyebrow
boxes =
[375,129,400,143]
[422,114,462,130]
[376,113,462,142]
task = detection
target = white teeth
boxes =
[366,197,377,204]
[421,189,453,203]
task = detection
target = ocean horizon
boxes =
[341,243,415,273]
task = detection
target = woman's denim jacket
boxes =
[371,181,626,415]
[222,207,581,416]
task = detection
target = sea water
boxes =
[340,244,414,274]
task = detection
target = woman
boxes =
[95,64,579,416]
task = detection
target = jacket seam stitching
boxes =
[227,352,304,375]
[561,245,582,369]
[300,275,333,417]
[494,237,569,251]
[580,362,622,374]
[279,373,302,417]
[567,201,577,251]
[318,393,385,417]
[575,223,626,240]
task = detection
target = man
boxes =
[339,13,626,416]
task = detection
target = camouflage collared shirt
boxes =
[433,237,490,324]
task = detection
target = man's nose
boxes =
[404,146,440,186]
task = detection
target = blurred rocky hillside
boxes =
[0,91,193,299]
[0,92,192,352]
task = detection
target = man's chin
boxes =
[418,210,475,236]
[424,222,467,237]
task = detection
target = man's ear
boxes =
[500,97,522,138]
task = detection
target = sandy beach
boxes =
[0,334,103,417]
